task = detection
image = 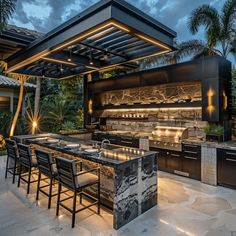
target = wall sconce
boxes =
[88,99,93,115]
[207,88,215,116]
[223,91,228,110]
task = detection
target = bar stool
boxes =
[35,149,58,209]
[55,157,100,228]
[17,143,38,194]
[5,139,19,184]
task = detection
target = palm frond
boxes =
[173,40,208,61]
[0,0,17,32]
[188,4,221,41]
[221,0,236,38]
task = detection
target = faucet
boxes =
[101,139,110,148]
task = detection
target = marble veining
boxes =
[97,81,202,106]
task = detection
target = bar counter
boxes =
[16,134,158,229]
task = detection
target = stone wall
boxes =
[95,81,201,106]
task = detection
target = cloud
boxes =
[8,0,234,63]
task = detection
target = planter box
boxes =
[206,134,223,142]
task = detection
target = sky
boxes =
[9,0,235,64]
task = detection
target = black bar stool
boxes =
[17,143,38,194]
[5,139,19,184]
[55,157,100,228]
[35,149,59,209]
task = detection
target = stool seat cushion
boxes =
[32,158,38,167]
[76,172,98,188]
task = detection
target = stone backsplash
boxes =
[95,81,202,106]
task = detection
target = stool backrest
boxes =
[55,157,77,189]
[17,143,33,168]
[5,139,18,161]
[35,149,54,177]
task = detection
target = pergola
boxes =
[4,0,176,80]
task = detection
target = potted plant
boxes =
[204,123,224,142]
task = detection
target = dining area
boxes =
[3,134,158,230]
[4,137,101,229]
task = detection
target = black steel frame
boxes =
[5,0,176,79]
[55,157,101,228]
[5,139,19,184]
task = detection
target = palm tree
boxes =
[189,0,236,58]
[142,0,236,68]
[0,0,17,32]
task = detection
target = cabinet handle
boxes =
[226,152,236,156]
[184,144,198,148]
[184,156,198,160]
[171,153,180,157]
[121,141,133,144]
[226,158,236,162]
[184,150,198,154]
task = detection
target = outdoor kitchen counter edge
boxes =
[25,135,158,168]
[182,139,236,151]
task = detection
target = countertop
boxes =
[182,139,236,151]
[26,135,157,167]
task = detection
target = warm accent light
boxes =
[88,99,93,114]
[6,20,167,74]
[223,91,228,110]
[207,88,215,116]
[104,107,202,112]
[42,57,77,66]
[135,34,171,50]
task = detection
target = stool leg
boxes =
[72,190,77,228]
[5,155,9,179]
[36,172,41,200]
[18,164,22,188]
[56,183,61,216]
[97,182,100,214]
[48,178,53,209]
[80,192,82,204]
[12,159,17,184]
[27,168,31,194]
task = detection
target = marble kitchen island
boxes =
[20,134,158,229]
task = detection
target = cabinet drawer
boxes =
[166,151,182,172]
[183,144,201,156]
[217,149,236,188]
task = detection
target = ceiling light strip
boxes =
[136,34,171,50]
[6,21,130,73]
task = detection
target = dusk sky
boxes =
[9,0,235,63]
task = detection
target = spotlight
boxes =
[103,50,108,61]
[89,50,94,65]
[42,68,45,78]
[68,49,72,62]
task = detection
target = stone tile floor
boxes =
[1,155,236,236]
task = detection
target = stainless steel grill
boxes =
[149,126,188,151]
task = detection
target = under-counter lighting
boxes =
[104,107,202,112]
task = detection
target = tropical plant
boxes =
[189,0,236,58]
[142,0,236,68]
[40,94,79,132]
[61,121,76,131]
[0,0,17,32]
[204,123,224,136]
[0,110,24,137]
[0,110,12,137]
